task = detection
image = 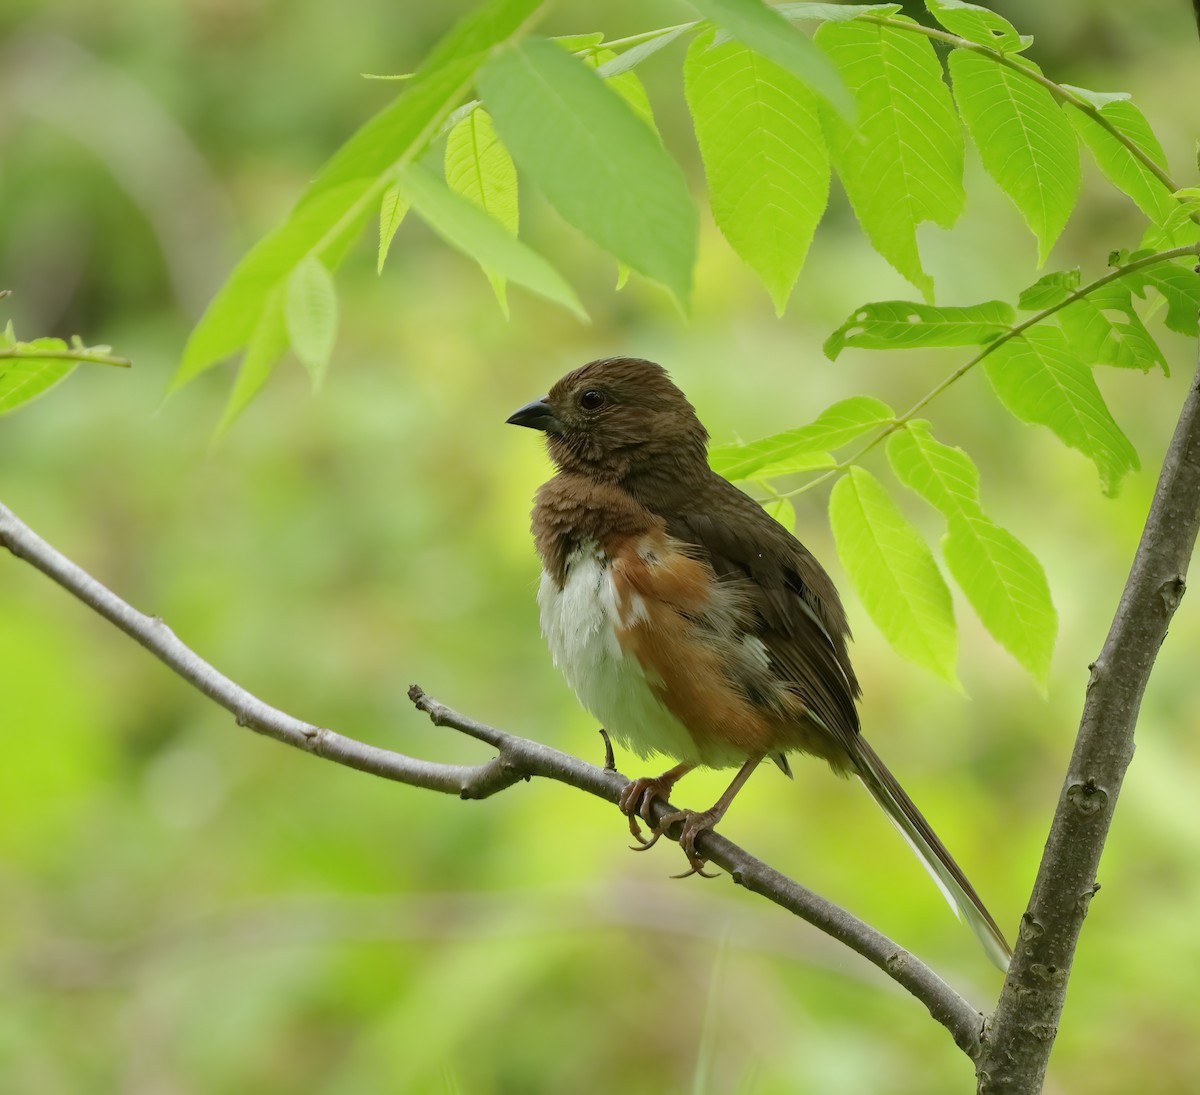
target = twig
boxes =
[976,342,1200,1092]
[0,497,985,1060]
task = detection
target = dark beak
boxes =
[506,397,564,433]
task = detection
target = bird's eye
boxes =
[579,389,606,411]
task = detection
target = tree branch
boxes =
[0,497,986,1061]
[977,340,1200,1093]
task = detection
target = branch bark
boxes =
[977,345,1200,1092]
[0,498,985,1060]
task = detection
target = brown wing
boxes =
[661,474,861,755]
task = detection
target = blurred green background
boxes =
[2,1,1198,1092]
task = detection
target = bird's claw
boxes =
[619,774,673,849]
[651,807,722,879]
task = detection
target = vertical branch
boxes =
[978,344,1200,1093]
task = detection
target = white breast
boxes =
[538,542,701,764]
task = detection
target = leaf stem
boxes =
[0,347,132,368]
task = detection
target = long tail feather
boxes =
[849,737,1012,971]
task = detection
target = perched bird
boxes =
[508,357,1011,969]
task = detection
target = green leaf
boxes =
[949,48,1079,265]
[943,514,1056,684]
[176,0,550,388]
[1017,268,1080,309]
[685,30,829,314]
[886,421,1055,683]
[816,18,964,301]
[444,107,519,313]
[397,163,586,320]
[885,419,981,517]
[925,0,1032,53]
[1140,189,1200,250]
[780,3,902,22]
[377,185,410,274]
[984,326,1138,494]
[1126,258,1200,337]
[216,288,290,435]
[479,38,696,307]
[285,256,338,388]
[1065,99,1179,230]
[1057,283,1167,373]
[585,48,658,132]
[709,396,894,479]
[762,494,797,531]
[829,467,958,684]
[690,0,852,116]
[824,300,1013,358]
[0,338,78,415]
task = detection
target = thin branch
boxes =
[976,341,1200,1093]
[0,497,986,1060]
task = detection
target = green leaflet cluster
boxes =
[170,0,1200,688]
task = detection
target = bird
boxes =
[507,356,1012,970]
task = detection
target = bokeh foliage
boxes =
[2,1,1200,1092]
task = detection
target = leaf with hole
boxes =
[925,0,1032,53]
[824,300,1013,358]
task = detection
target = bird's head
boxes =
[506,357,709,484]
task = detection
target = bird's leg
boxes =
[653,756,764,879]
[618,762,695,847]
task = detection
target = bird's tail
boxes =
[848,737,1012,971]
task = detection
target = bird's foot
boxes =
[618,775,676,848]
[651,807,722,879]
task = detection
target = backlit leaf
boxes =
[925,0,1032,53]
[1017,268,1080,310]
[690,0,852,115]
[816,18,964,300]
[377,185,410,274]
[887,421,1055,682]
[829,467,958,683]
[949,48,1079,264]
[710,396,893,479]
[285,256,338,388]
[444,107,519,313]
[984,326,1138,494]
[1065,98,1180,230]
[824,300,1012,358]
[685,30,829,314]
[0,338,78,415]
